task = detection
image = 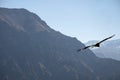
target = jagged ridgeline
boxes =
[0,8,120,80]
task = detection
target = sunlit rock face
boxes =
[0,8,120,80]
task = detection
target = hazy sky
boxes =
[0,0,120,42]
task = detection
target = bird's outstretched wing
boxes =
[98,34,115,44]
[77,46,91,52]
[77,34,115,52]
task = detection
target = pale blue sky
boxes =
[0,0,120,42]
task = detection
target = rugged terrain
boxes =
[0,8,120,80]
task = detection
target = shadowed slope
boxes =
[0,8,120,80]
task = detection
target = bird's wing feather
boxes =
[98,34,115,43]
[77,46,91,52]
[77,34,115,52]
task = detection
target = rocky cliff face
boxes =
[0,8,120,80]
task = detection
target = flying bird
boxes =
[77,34,115,52]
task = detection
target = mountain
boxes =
[87,39,120,60]
[0,8,120,80]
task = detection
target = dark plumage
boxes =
[77,34,115,52]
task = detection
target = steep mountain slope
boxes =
[0,8,120,80]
